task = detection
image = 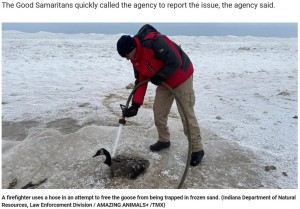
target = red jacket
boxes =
[132,32,194,105]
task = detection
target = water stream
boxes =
[112,124,124,158]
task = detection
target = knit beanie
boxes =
[117,35,137,57]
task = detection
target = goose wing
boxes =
[110,155,150,179]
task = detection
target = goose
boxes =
[93,148,150,179]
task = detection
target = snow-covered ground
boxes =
[1,31,297,189]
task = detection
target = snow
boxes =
[1,30,298,189]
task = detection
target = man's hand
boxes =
[122,102,140,117]
[150,74,164,85]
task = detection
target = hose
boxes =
[124,79,192,189]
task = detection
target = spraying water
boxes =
[112,124,123,158]
[111,106,128,158]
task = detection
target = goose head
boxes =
[93,148,112,166]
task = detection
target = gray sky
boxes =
[2,23,298,38]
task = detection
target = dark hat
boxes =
[117,35,136,57]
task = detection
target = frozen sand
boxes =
[2,116,270,189]
[2,88,292,189]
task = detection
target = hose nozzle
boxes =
[119,105,127,124]
[119,116,126,125]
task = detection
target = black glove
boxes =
[122,102,140,117]
[150,74,164,86]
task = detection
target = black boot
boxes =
[149,141,170,152]
[190,150,205,166]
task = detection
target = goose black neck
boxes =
[102,149,112,166]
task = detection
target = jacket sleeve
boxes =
[132,68,148,106]
[153,36,182,80]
